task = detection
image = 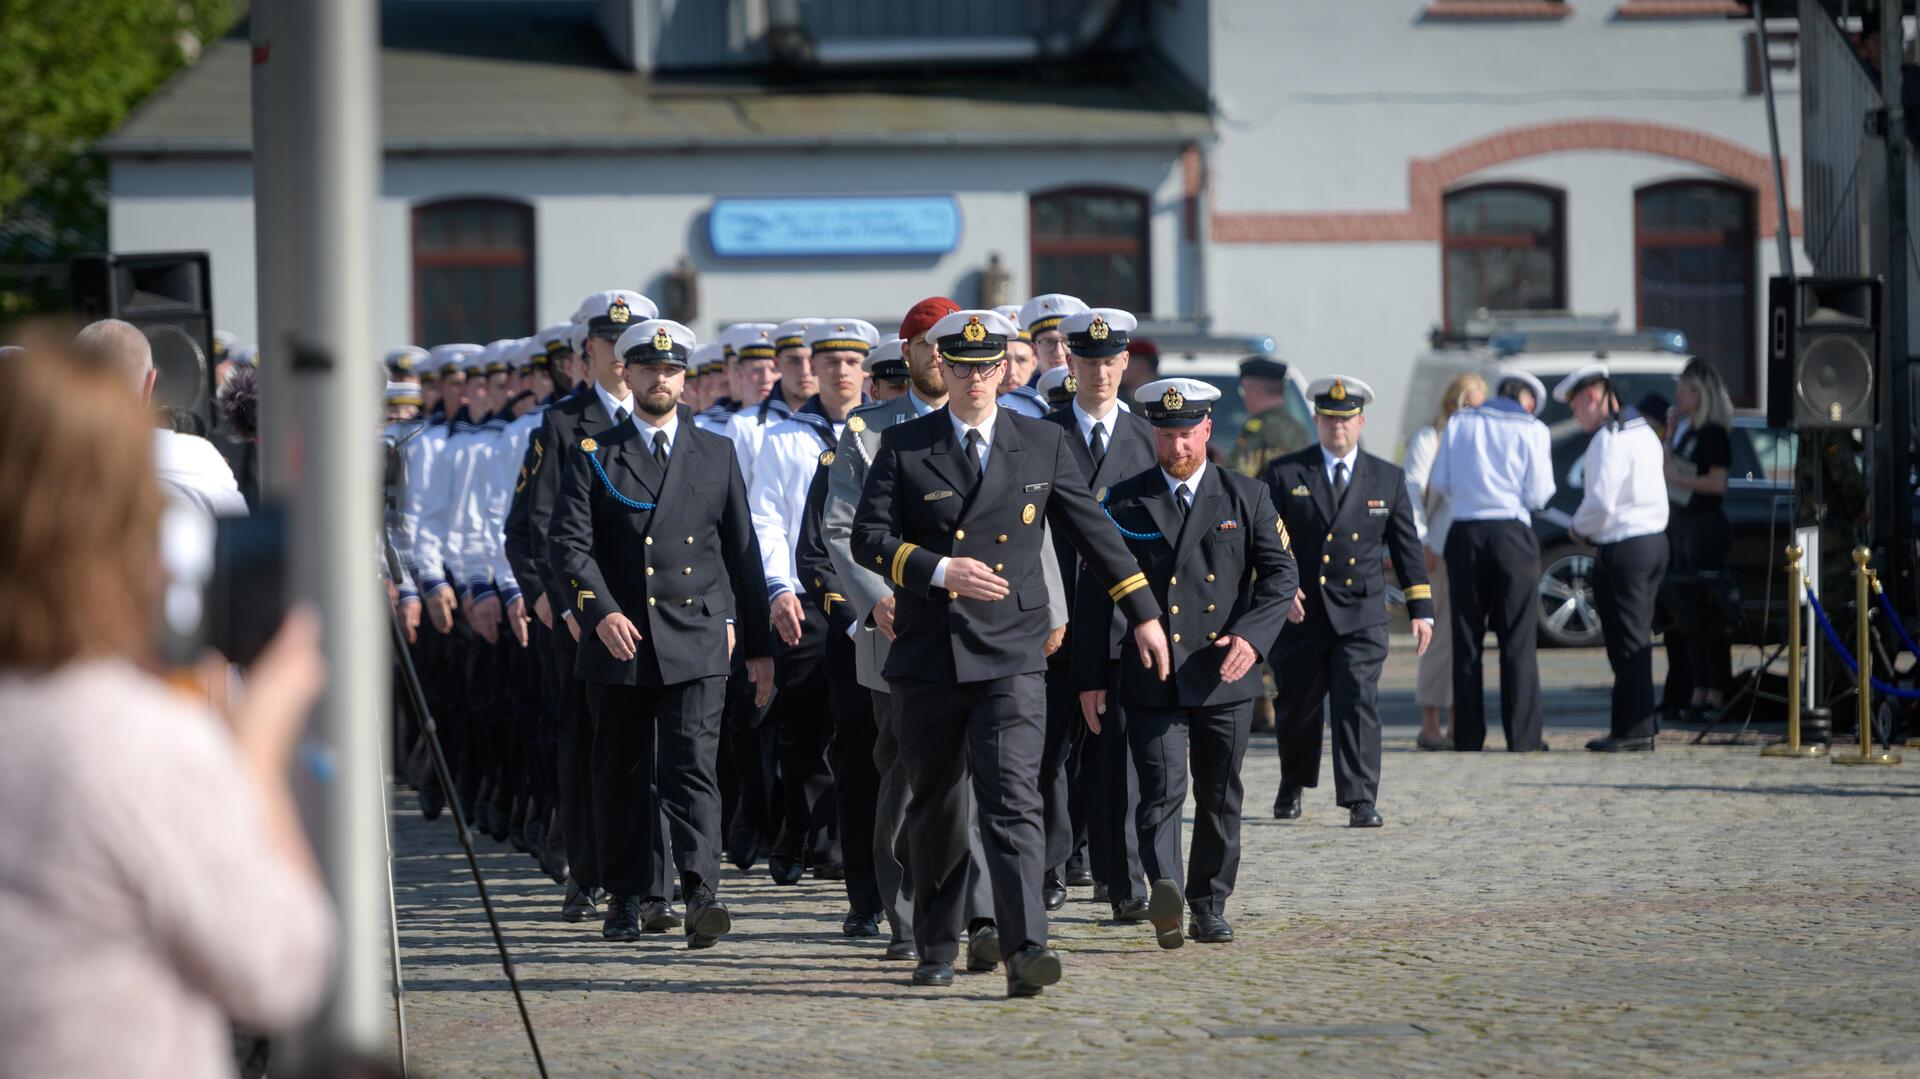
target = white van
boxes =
[1136,322,1312,459]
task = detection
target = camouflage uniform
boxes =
[1230,403,1313,729]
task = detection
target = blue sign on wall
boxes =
[708,196,961,258]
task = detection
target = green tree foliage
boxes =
[0,0,237,314]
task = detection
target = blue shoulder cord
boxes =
[1101,494,1162,542]
[584,448,657,511]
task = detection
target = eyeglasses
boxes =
[942,361,1004,382]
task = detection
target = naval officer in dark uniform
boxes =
[549,318,775,950]
[1073,378,1297,949]
[1261,376,1433,828]
[851,308,1170,998]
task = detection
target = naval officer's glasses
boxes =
[942,360,1004,382]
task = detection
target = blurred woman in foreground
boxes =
[0,349,334,1078]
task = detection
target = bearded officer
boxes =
[851,307,1169,997]
[549,318,775,949]
[1075,378,1296,948]
[1262,377,1432,828]
[1042,306,1157,921]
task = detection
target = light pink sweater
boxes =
[0,661,335,1079]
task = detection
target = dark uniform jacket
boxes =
[506,383,602,615]
[1260,445,1432,636]
[1041,405,1157,658]
[1072,463,1299,707]
[851,408,1160,685]
[548,415,772,687]
[793,456,854,641]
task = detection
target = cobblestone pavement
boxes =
[387,643,1920,1078]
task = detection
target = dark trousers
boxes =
[770,643,839,866]
[719,657,774,856]
[892,673,1049,963]
[1040,654,1081,870]
[552,625,599,889]
[870,688,914,945]
[826,631,882,914]
[586,677,725,899]
[1128,700,1252,915]
[1594,532,1668,740]
[1445,519,1546,752]
[1667,511,1733,698]
[1272,621,1389,806]
[1081,664,1142,901]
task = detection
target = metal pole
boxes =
[1834,547,1900,764]
[1765,545,1825,757]
[1878,0,1913,612]
[1753,2,1795,275]
[250,0,389,1059]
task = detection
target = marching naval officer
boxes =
[1427,370,1555,752]
[1262,377,1432,828]
[1073,378,1297,949]
[851,307,1169,997]
[1556,364,1669,752]
[548,318,775,949]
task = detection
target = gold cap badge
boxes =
[962,316,986,343]
[1089,318,1109,341]
[1162,387,1185,411]
[1330,380,1346,401]
[1063,373,1078,394]
[653,327,673,352]
[609,299,630,324]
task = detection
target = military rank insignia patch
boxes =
[1290,484,1310,497]
[1217,519,1239,531]
[1277,518,1291,548]
[1367,499,1385,508]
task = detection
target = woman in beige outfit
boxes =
[1401,373,1487,749]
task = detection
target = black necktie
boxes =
[1176,484,1191,517]
[614,405,631,428]
[964,429,986,478]
[1332,461,1350,507]
[1089,423,1106,467]
[652,430,669,471]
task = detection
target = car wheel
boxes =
[1538,545,1603,648]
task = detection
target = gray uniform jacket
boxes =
[822,391,1068,692]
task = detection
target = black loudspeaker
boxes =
[1766,275,1881,430]
[70,251,215,419]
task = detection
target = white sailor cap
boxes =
[809,318,880,355]
[1018,293,1089,337]
[1494,369,1549,414]
[864,337,908,378]
[512,336,548,371]
[928,309,1019,363]
[720,322,779,362]
[1135,377,1220,428]
[1552,362,1610,404]
[535,323,575,367]
[616,319,696,367]
[1307,375,1374,417]
[480,338,519,375]
[573,290,659,340]
[1060,308,1137,358]
[213,330,239,362]
[385,346,429,377]
[231,344,259,367]
[690,342,727,376]
[1036,364,1075,405]
[567,320,591,356]
[772,318,819,353]
[429,342,480,376]
[385,380,422,408]
[992,304,1030,341]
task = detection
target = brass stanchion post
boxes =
[1764,545,1824,757]
[1834,548,1900,765]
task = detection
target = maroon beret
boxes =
[900,296,960,343]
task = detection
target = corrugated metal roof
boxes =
[101,5,1209,157]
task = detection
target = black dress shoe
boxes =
[537,812,569,885]
[966,924,1001,972]
[1273,784,1303,820]
[811,862,846,881]
[1147,878,1185,949]
[601,895,641,942]
[883,939,917,961]
[1586,735,1656,752]
[912,960,954,986]
[1110,896,1151,923]
[1189,911,1234,944]
[417,780,444,822]
[685,889,731,950]
[1005,944,1062,999]
[726,821,762,871]
[1349,803,1384,828]
[843,911,881,938]
[769,854,805,885]
[561,878,597,923]
[522,810,545,854]
[1043,870,1068,912]
[638,898,682,932]
[1064,864,1095,887]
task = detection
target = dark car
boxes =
[1531,416,1797,648]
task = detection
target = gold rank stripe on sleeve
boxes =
[1108,572,1149,603]
[1404,584,1432,602]
[576,589,596,610]
[890,542,920,588]
[823,591,847,614]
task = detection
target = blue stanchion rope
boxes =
[1802,583,1920,699]
[1875,586,1920,660]
[585,449,656,511]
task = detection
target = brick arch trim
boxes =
[1211,118,1802,244]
